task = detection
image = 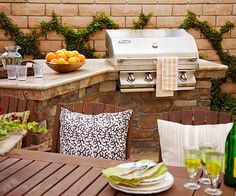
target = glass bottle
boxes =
[1,46,22,69]
[224,118,236,187]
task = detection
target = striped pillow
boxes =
[157,119,233,166]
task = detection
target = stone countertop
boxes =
[0,59,116,90]
[198,59,228,70]
[0,58,228,90]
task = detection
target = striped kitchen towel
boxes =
[156,57,178,97]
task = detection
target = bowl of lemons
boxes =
[45,49,86,73]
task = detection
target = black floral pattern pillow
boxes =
[59,107,132,160]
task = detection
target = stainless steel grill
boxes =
[105,29,199,92]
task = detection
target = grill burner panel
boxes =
[105,29,199,92]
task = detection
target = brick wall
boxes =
[0,0,235,62]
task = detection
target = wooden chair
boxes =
[158,108,236,162]
[0,95,37,147]
[51,102,133,159]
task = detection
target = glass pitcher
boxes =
[1,46,22,69]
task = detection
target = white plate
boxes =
[140,172,167,186]
[109,172,174,194]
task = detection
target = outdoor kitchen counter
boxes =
[0,59,116,90]
[0,59,228,101]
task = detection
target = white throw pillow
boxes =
[157,119,233,166]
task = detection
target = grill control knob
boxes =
[145,72,153,82]
[179,71,188,82]
[152,42,158,49]
[127,73,135,83]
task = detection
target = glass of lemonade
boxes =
[205,151,224,196]
[184,146,201,190]
[199,143,217,184]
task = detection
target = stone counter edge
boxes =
[0,59,228,101]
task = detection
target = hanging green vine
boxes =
[0,12,118,58]
[180,11,236,114]
[133,11,153,29]
[0,11,152,59]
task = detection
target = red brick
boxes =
[157,16,185,28]
[203,4,232,16]
[39,40,62,52]
[195,39,213,50]
[199,16,216,27]
[218,0,236,3]
[111,5,141,16]
[29,0,60,3]
[189,0,217,3]
[46,4,78,16]
[231,27,236,37]
[131,128,154,140]
[9,16,28,28]
[173,5,202,16]
[143,5,172,16]
[196,81,212,89]
[29,16,51,28]
[94,40,106,51]
[96,0,125,3]
[228,49,236,56]
[79,4,110,16]
[187,29,201,39]
[127,0,156,3]
[0,3,11,15]
[140,115,158,129]
[174,100,197,107]
[110,17,125,28]
[220,82,236,94]
[222,38,236,49]
[62,17,93,28]
[199,49,220,61]
[0,0,27,2]
[62,0,93,3]
[90,30,106,40]
[217,16,236,26]
[46,31,64,40]
[12,3,45,16]
[159,0,187,3]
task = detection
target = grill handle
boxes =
[117,57,197,63]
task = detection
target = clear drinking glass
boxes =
[184,146,201,190]
[199,143,217,184]
[205,151,224,196]
[33,63,44,78]
[17,65,27,81]
[6,65,17,80]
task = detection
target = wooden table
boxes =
[0,150,235,196]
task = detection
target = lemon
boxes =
[68,57,77,64]
[66,51,74,58]
[72,50,79,57]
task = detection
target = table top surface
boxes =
[0,150,235,196]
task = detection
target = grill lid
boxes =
[106,29,199,69]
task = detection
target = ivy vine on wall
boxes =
[0,11,151,58]
[0,12,118,58]
[180,11,236,114]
